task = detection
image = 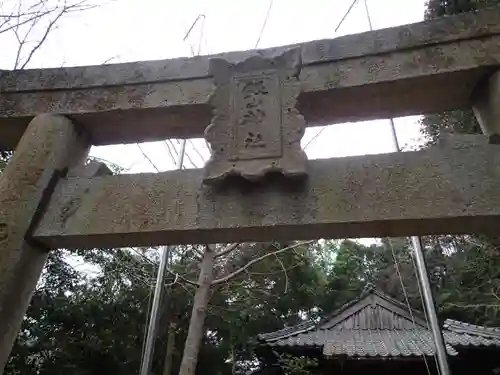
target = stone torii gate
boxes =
[2,7,500,373]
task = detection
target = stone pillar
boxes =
[472,70,500,138]
[0,114,90,373]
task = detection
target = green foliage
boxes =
[4,242,337,375]
[275,352,318,375]
[424,0,499,20]
[0,150,11,161]
[435,236,500,326]
[0,151,11,172]
[420,109,481,146]
[5,237,500,375]
[420,0,500,146]
[424,0,476,19]
[5,249,152,375]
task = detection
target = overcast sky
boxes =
[2,0,428,173]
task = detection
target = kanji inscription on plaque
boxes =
[203,48,307,185]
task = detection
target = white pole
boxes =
[139,139,187,375]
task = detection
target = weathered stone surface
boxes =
[300,37,500,122]
[437,132,491,149]
[3,8,500,93]
[68,159,113,178]
[204,48,307,184]
[1,8,500,148]
[32,139,500,249]
[0,114,90,372]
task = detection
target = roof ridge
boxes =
[373,289,425,315]
[317,286,377,327]
[256,320,316,342]
[257,286,428,343]
[444,319,500,338]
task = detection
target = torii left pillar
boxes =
[0,114,90,373]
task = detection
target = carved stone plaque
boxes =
[203,48,307,185]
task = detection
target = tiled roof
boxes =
[443,319,500,339]
[258,320,316,343]
[444,321,500,348]
[257,286,500,358]
[323,329,457,357]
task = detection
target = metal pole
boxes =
[139,139,187,375]
[140,245,170,375]
[386,85,450,375]
[411,237,451,375]
[361,2,451,374]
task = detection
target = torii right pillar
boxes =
[473,71,500,140]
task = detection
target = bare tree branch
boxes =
[130,247,155,264]
[211,240,314,285]
[214,243,240,259]
[166,268,199,287]
[273,252,288,293]
[492,287,500,302]
[188,139,206,165]
[2,0,97,69]
[177,279,196,297]
[19,6,61,69]
[191,245,204,259]
[136,143,160,172]
[165,273,179,288]
[1,8,54,35]
[246,263,301,276]
[101,54,121,64]
[163,140,178,166]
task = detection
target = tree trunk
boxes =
[178,246,215,375]
[162,322,176,375]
